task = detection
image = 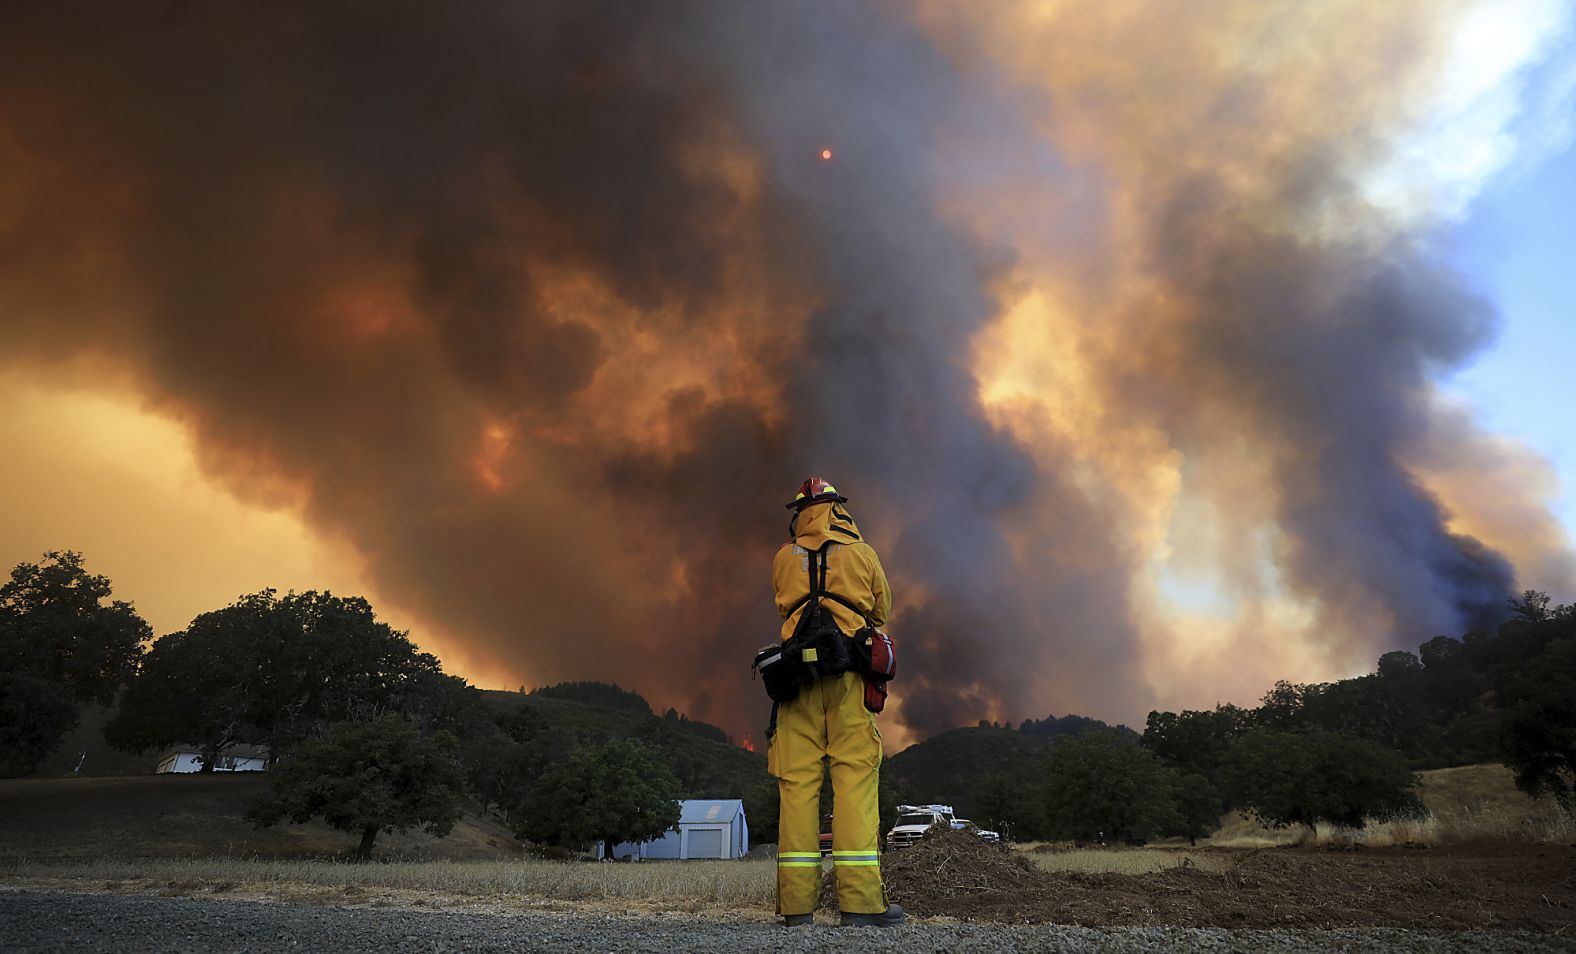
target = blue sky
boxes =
[1449,136,1576,541]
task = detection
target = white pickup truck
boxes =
[952,817,1002,843]
[886,804,1001,849]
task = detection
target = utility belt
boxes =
[752,620,898,714]
[753,628,862,704]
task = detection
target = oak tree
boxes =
[248,715,465,858]
[517,738,681,856]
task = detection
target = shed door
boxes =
[686,826,723,859]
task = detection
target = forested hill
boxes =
[884,714,1134,827]
[1143,590,1576,776]
[883,591,1576,842]
[477,685,769,804]
[886,725,1053,818]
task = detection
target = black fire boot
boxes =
[839,904,906,927]
[782,913,815,927]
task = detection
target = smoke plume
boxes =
[2,1,1570,739]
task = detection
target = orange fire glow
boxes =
[740,733,755,752]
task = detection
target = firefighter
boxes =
[769,477,905,927]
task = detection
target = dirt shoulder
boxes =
[4,887,1571,954]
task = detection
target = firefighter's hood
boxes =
[790,500,864,550]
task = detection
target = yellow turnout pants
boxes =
[767,669,885,915]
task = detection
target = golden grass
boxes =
[1204,810,1314,848]
[1419,763,1575,842]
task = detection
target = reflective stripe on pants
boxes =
[767,669,885,916]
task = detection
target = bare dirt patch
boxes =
[881,827,1576,931]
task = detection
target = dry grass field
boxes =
[0,774,522,862]
[0,774,775,915]
[5,857,778,913]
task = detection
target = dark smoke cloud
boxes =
[1129,203,1516,645]
[0,1,1551,739]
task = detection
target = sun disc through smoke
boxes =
[820,148,832,160]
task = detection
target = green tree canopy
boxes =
[530,681,652,714]
[0,550,148,704]
[1224,728,1421,829]
[0,673,80,777]
[104,623,252,770]
[1498,636,1576,812]
[517,738,682,854]
[0,551,148,774]
[972,770,1044,841]
[108,590,455,767]
[1171,772,1224,844]
[461,704,555,824]
[1042,728,1183,841]
[248,715,464,858]
[743,775,780,847]
[1142,705,1247,787]
[885,724,1058,838]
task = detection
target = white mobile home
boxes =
[155,743,270,774]
[600,799,749,860]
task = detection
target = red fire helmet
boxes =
[786,476,848,511]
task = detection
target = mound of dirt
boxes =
[872,829,1575,931]
[883,828,1047,906]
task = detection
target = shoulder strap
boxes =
[784,545,871,624]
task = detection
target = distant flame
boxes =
[740,732,755,752]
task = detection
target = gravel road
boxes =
[2,888,1569,953]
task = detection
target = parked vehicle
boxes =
[951,818,1001,842]
[885,804,1004,849]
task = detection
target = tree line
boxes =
[1141,590,1576,823]
[896,590,1576,842]
[0,550,734,857]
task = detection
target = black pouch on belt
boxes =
[753,640,808,704]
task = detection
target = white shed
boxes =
[155,743,270,774]
[600,799,749,860]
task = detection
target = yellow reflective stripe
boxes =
[777,861,821,867]
[802,647,818,662]
[832,859,881,866]
[777,852,820,858]
[831,850,879,856]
